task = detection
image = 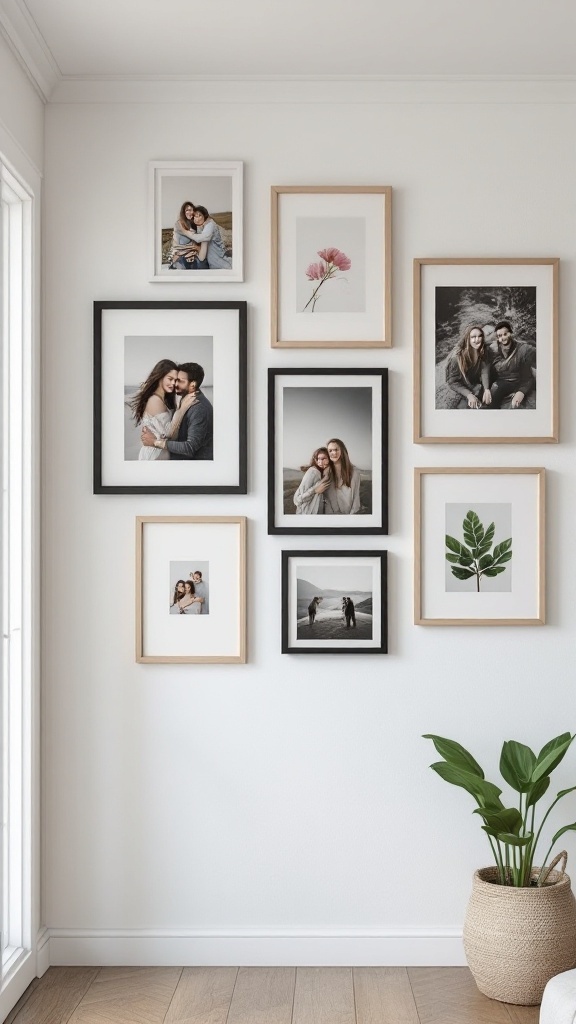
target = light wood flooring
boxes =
[5,966,540,1024]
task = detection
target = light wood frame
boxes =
[271,185,392,348]
[414,467,545,626]
[136,516,247,663]
[413,257,559,443]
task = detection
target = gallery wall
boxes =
[42,79,576,965]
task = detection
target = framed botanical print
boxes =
[414,258,559,443]
[268,368,388,535]
[271,186,392,347]
[149,161,243,282]
[94,300,247,494]
[415,468,545,626]
[136,516,247,663]
[282,550,388,655]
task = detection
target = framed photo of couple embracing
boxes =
[414,258,559,443]
[268,368,388,535]
[94,301,247,494]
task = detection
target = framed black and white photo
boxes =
[271,186,392,348]
[149,161,243,282]
[282,550,387,654]
[268,368,388,535]
[414,258,558,443]
[136,516,246,663]
[94,301,247,494]
[415,468,545,626]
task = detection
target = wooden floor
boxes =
[6,966,540,1024]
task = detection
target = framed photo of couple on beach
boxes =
[414,258,559,443]
[149,161,243,282]
[414,468,545,626]
[136,516,247,663]
[271,186,392,348]
[268,368,388,535]
[281,550,388,655]
[93,300,247,494]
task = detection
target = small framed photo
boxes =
[414,258,558,443]
[268,368,388,535]
[271,186,392,348]
[149,161,243,282]
[414,468,545,626]
[136,516,247,663]
[94,301,247,494]
[282,550,387,655]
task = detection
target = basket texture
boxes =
[463,865,576,1005]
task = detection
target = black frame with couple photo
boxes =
[94,300,247,494]
[268,367,388,535]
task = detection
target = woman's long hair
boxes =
[171,581,185,606]
[456,325,486,378]
[326,437,353,489]
[128,359,177,423]
[178,201,195,230]
[300,446,331,475]
[182,581,195,597]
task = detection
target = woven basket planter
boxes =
[463,859,576,1005]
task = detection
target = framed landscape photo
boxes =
[414,468,545,626]
[94,300,247,494]
[414,258,559,443]
[271,186,392,348]
[149,161,243,282]
[136,516,246,663]
[282,550,387,655]
[268,368,388,535]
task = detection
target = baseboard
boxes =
[46,929,465,967]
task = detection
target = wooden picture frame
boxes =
[268,367,388,535]
[94,300,247,494]
[414,258,558,443]
[271,185,392,348]
[136,516,247,663]
[282,550,388,654]
[414,468,545,626]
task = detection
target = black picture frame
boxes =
[281,550,388,655]
[94,300,247,494]
[268,367,388,534]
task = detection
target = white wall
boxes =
[0,31,43,175]
[43,80,576,966]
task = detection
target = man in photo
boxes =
[141,362,213,459]
[489,321,536,409]
[189,570,209,613]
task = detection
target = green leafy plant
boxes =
[445,510,512,592]
[423,732,576,886]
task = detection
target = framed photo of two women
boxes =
[414,258,559,443]
[268,368,388,535]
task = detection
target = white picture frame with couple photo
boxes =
[94,301,247,494]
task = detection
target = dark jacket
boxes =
[166,391,213,460]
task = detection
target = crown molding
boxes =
[0,0,61,102]
[49,74,576,106]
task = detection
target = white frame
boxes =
[136,517,247,664]
[149,161,243,282]
[415,468,545,626]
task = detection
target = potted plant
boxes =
[424,731,576,1005]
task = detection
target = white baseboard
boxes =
[46,929,465,967]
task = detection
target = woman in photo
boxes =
[323,438,361,515]
[445,324,492,409]
[178,579,202,614]
[293,446,331,515]
[128,359,178,461]
[183,205,232,270]
[170,581,186,614]
[169,202,208,269]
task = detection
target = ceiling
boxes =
[1,0,575,96]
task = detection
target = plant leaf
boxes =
[493,551,513,566]
[500,741,536,793]
[483,567,507,577]
[493,538,512,560]
[483,523,496,544]
[526,775,550,808]
[473,806,523,834]
[495,832,533,848]
[451,567,476,580]
[430,761,503,808]
[445,535,462,555]
[556,785,576,800]
[446,554,460,563]
[423,735,484,777]
[532,735,575,782]
[478,553,495,571]
[551,823,576,846]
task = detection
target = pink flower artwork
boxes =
[303,247,351,312]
